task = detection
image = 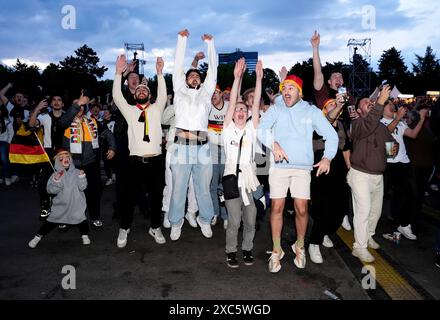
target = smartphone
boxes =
[379,80,388,89]
[338,87,347,95]
[347,105,356,113]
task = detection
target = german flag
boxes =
[9,124,48,164]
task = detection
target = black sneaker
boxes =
[226,252,239,268]
[435,254,440,269]
[243,250,254,266]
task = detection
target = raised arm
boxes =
[405,109,428,138]
[201,34,218,96]
[155,57,167,113]
[224,58,246,128]
[59,94,89,129]
[191,51,205,69]
[112,54,134,120]
[29,99,48,128]
[311,31,324,91]
[0,82,12,106]
[352,85,391,140]
[173,29,189,92]
[386,106,406,133]
[252,60,263,129]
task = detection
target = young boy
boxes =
[28,148,90,248]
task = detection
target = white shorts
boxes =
[269,167,311,200]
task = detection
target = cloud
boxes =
[2,58,49,71]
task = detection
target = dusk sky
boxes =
[1,0,439,79]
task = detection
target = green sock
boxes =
[273,238,281,252]
[296,238,304,249]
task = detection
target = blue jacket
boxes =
[257,97,338,170]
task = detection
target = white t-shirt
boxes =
[208,102,228,146]
[37,113,53,148]
[380,117,410,164]
[7,102,29,122]
[223,121,256,177]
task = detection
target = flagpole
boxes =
[33,132,56,172]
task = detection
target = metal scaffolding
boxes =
[124,43,146,75]
[347,38,371,98]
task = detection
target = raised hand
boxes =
[279,66,288,82]
[419,108,428,119]
[78,170,86,177]
[256,60,263,80]
[195,52,205,60]
[234,58,246,78]
[310,30,320,48]
[115,54,127,75]
[156,57,164,74]
[178,29,189,37]
[377,84,391,105]
[77,92,90,106]
[396,106,407,120]
[202,34,213,41]
[54,170,65,181]
[36,99,49,111]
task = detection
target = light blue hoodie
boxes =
[257,97,338,170]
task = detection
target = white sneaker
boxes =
[28,235,42,248]
[111,173,116,182]
[149,227,166,244]
[4,178,11,186]
[211,215,218,226]
[117,228,130,248]
[352,248,375,263]
[322,235,334,248]
[10,175,19,183]
[292,242,306,269]
[163,212,171,229]
[397,225,417,240]
[185,212,197,228]
[105,178,113,186]
[170,219,184,241]
[268,250,285,273]
[368,237,380,249]
[342,215,352,231]
[308,244,323,264]
[81,235,91,245]
[197,216,213,238]
[223,219,228,230]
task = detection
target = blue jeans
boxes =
[0,141,11,179]
[210,143,227,220]
[169,143,214,225]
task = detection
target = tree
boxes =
[59,44,108,78]
[412,46,440,94]
[378,47,409,91]
[262,68,280,93]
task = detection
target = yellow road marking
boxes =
[337,227,424,300]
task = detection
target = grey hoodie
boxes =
[46,153,88,224]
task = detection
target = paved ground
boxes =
[0,178,439,300]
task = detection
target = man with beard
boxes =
[113,55,167,248]
[257,75,338,271]
[168,29,217,241]
[29,95,66,219]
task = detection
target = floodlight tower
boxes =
[347,38,371,98]
[124,43,146,75]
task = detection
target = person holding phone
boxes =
[347,85,397,263]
